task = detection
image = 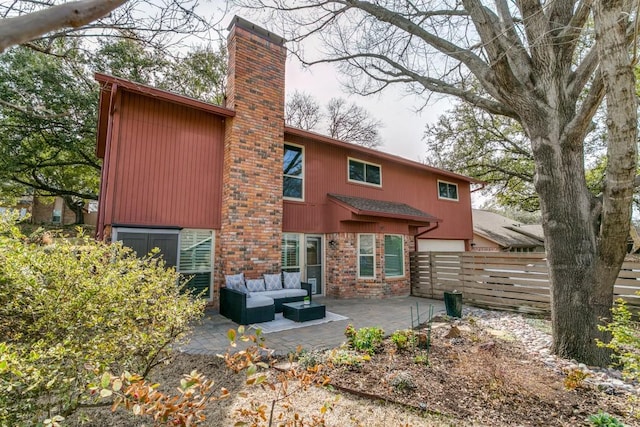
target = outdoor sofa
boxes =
[219,272,312,325]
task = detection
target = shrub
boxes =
[391,329,416,351]
[413,353,429,365]
[344,324,385,355]
[0,214,205,425]
[328,348,369,370]
[297,349,327,369]
[597,298,640,381]
[587,410,626,427]
[564,368,591,390]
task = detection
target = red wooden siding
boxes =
[283,132,473,239]
[104,91,225,229]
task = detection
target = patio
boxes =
[181,295,445,355]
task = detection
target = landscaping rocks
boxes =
[457,307,640,396]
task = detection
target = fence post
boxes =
[429,252,435,298]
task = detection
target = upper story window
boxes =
[283,144,304,200]
[348,158,381,187]
[438,180,459,201]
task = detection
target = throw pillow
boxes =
[225,272,245,291]
[236,283,250,298]
[263,273,283,291]
[246,278,266,293]
[283,271,301,289]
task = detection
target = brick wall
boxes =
[218,18,287,285]
[31,197,76,225]
[325,232,414,298]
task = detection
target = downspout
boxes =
[96,83,117,240]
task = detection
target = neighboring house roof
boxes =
[328,194,441,224]
[472,209,544,249]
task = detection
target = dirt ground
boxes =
[70,316,637,426]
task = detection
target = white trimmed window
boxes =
[178,229,213,299]
[348,158,382,187]
[438,180,459,201]
[384,235,404,277]
[283,144,304,200]
[358,234,375,278]
[282,233,302,272]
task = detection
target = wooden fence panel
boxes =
[410,251,640,314]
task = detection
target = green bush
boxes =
[587,410,626,427]
[0,214,205,425]
[597,298,640,381]
[344,324,384,355]
[391,329,416,351]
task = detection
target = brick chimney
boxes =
[219,17,287,278]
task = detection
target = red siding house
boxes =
[95,17,479,305]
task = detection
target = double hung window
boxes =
[384,235,404,277]
[358,234,375,278]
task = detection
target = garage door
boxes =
[417,239,465,252]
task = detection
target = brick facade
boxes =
[218,19,287,282]
[325,232,415,298]
[32,197,75,225]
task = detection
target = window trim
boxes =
[357,233,376,279]
[282,232,302,273]
[384,234,405,278]
[283,143,305,201]
[177,229,214,302]
[348,157,382,187]
[437,179,459,201]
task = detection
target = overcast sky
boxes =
[284,55,452,164]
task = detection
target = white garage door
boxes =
[417,239,465,252]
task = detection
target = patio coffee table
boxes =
[282,301,326,322]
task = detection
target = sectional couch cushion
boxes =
[264,273,283,291]
[283,271,301,289]
[245,294,274,309]
[259,288,308,300]
[246,278,266,292]
[225,273,245,289]
[225,273,250,297]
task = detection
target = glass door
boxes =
[305,235,323,295]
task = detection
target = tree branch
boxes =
[0,0,127,53]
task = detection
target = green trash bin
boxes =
[444,290,463,318]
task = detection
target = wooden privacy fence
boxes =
[410,252,640,314]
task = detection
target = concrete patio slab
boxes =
[181,296,445,356]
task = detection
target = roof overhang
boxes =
[95,73,236,159]
[328,193,441,226]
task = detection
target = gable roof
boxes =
[328,193,441,224]
[94,73,481,185]
[95,73,235,159]
[472,209,544,248]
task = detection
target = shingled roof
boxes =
[472,209,544,249]
[328,194,441,224]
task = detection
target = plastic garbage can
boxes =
[443,290,463,318]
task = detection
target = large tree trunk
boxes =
[526,0,637,366]
[528,113,614,365]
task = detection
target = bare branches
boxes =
[0,0,127,53]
